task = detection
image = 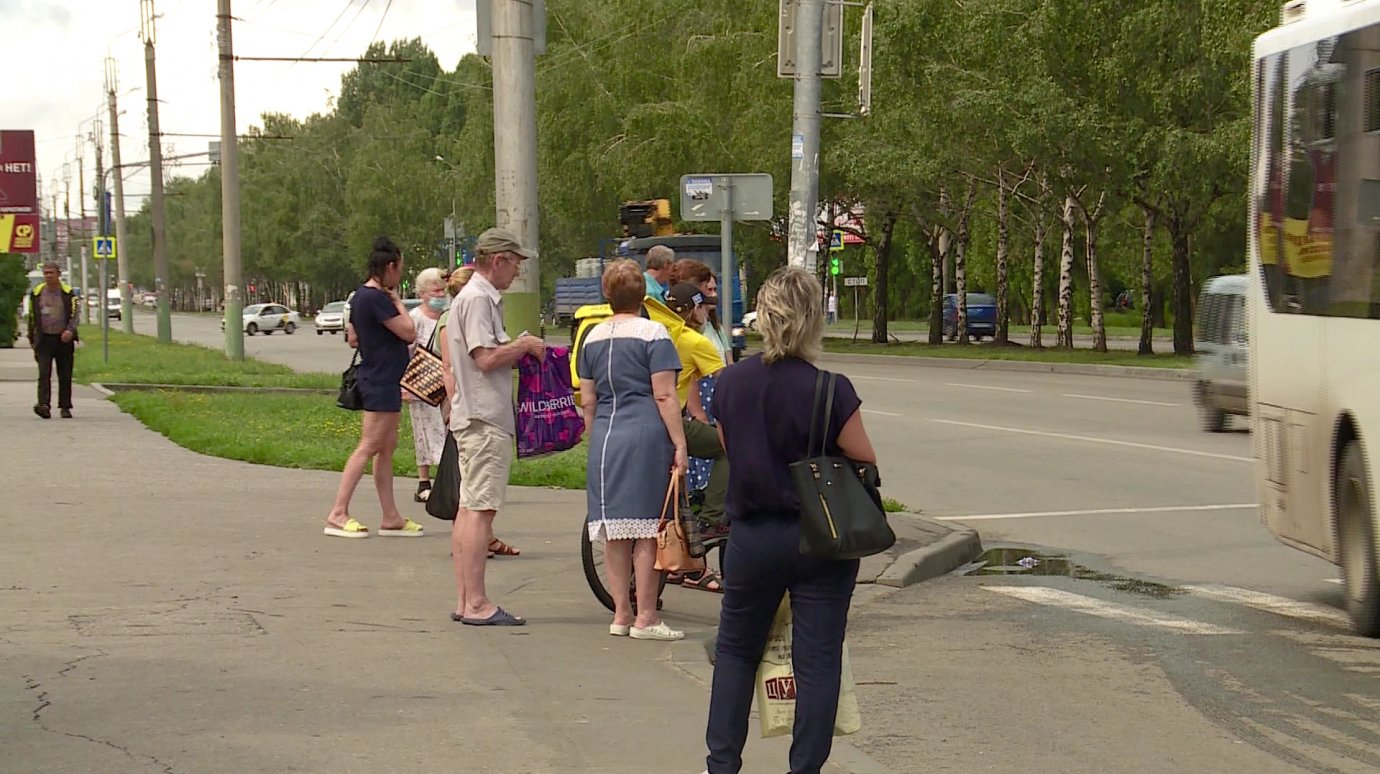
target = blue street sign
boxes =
[93,236,116,260]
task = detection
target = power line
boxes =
[367,0,394,45]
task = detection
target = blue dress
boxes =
[351,286,408,413]
[577,318,682,540]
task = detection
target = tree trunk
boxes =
[1056,195,1077,349]
[870,210,897,344]
[1029,175,1049,348]
[1085,206,1107,353]
[995,168,1011,346]
[1168,213,1193,355]
[1139,206,1156,355]
[955,183,975,345]
[928,220,944,345]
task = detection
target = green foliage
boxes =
[0,254,28,346]
[120,0,1274,348]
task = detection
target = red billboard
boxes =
[0,130,39,253]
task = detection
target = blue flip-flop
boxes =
[460,607,526,626]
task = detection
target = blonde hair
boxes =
[603,259,646,313]
[756,267,823,364]
[446,266,475,297]
[416,267,446,294]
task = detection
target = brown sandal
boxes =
[681,570,724,593]
[488,538,521,557]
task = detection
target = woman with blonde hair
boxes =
[703,266,878,773]
[578,259,688,640]
[404,267,450,502]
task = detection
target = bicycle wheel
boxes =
[581,522,667,613]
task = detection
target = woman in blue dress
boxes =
[577,260,688,641]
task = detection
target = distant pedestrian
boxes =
[704,267,878,774]
[445,227,545,626]
[323,237,424,539]
[644,245,674,302]
[26,262,79,420]
[405,267,450,503]
[578,260,689,640]
[826,291,838,325]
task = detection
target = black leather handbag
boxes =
[336,350,364,411]
[790,371,895,560]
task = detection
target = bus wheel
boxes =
[1336,441,1380,637]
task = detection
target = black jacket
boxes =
[26,282,79,342]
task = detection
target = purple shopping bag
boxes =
[516,347,585,458]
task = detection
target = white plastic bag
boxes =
[754,595,861,738]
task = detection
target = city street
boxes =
[83,311,1380,773]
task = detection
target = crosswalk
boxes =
[982,581,1355,635]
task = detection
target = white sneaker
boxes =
[630,621,684,641]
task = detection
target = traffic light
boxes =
[829,256,841,276]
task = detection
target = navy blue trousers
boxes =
[705,515,859,774]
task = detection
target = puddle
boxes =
[965,547,1184,599]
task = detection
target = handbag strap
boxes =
[658,471,679,526]
[424,315,441,354]
[806,370,837,457]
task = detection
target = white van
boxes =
[106,289,122,321]
[1193,274,1249,432]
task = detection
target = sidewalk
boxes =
[0,355,978,774]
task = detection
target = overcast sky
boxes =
[4,0,477,214]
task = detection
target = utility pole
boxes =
[786,0,824,272]
[143,0,172,343]
[490,0,540,336]
[76,139,91,324]
[62,166,73,287]
[217,0,245,359]
[94,119,111,362]
[106,57,134,333]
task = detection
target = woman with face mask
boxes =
[404,267,450,503]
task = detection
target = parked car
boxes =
[941,293,997,340]
[106,289,122,321]
[741,310,758,331]
[220,303,301,335]
[315,301,347,335]
[1193,274,1249,432]
[141,292,158,309]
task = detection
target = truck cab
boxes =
[620,235,747,358]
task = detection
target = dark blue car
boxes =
[942,293,997,341]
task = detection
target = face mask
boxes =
[427,297,449,311]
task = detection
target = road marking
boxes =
[944,382,1032,393]
[1184,584,1352,629]
[925,417,1254,462]
[934,503,1258,522]
[862,408,903,417]
[850,375,915,383]
[1062,393,1180,408]
[1324,578,1343,585]
[984,586,1242,635]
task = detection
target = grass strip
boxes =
[111,390,588,489]
[818,338,1193,368]
[75,331,336,389]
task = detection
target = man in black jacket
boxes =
[26,262,80,419]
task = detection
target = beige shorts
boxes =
[454,420,513,512]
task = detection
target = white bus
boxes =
[1251,0,1380,636]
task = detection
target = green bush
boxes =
[0,254,29,348]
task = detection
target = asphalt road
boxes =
[84,313,1379,770]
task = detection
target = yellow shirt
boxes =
[674,326,725,406]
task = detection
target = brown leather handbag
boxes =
[654,473,705,573]
[401,322,447,407]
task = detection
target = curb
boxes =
[93,382,335,396]
[874,524,983,588]
[815,351,1194,381]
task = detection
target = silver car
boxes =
[1193,274,1249,432]
[315,301,347,335]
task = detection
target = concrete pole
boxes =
[719,177,735,348]
[143,0,172,343]
[218,0,245,360]
[62,171,72,281]
[107,58,134,332]
[77,148,90,323]
[786,0,824,272]
[490,0,540,336]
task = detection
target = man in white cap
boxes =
[445,227,546,626]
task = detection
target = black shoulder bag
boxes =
[790,370,895,560]
[336,300,364,410]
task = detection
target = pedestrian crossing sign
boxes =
[93,236,116,260]
[829,230,845,252]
